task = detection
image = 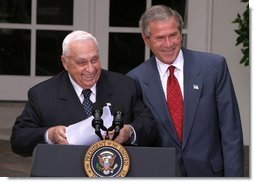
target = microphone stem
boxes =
[112,131,119,141]
[95,130,103,140]
[105,129,109,140]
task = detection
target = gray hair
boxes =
[62,30,98,57]
[139,5,184,37]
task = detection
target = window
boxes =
[0,0,191,100]
[0,0,89,100]
[108,0,187,74]
[0,0,73,76]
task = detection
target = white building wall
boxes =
[211,0,250,145]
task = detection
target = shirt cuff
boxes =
[44,129,54,144]
[128,125,137,145]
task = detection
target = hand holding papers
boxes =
[66,105,113,145]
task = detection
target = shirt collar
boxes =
[156,49,184,77]
[68,74,96,97]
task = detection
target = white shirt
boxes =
[68,74,96,104]
[155,49,184,99]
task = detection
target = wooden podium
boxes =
[30,144,180,177]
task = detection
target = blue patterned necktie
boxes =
[82,89,93,117]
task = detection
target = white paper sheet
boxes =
[66,106,113,145]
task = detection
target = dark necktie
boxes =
[167,66,183,143]
[82,89,93,117]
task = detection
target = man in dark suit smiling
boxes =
[11,30,157,156]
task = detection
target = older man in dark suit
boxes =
[11,30,158,157]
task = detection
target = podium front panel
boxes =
[31,144,178,177]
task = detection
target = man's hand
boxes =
[107,124,133,144]
[48,125,68,144]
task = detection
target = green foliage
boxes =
[232,0,249,66]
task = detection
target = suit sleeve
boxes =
[128,79,158,146]
[10,89,48,156]
[216,58,244,176]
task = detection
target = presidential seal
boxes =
[84,140,130,177]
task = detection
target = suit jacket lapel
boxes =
[58,71,87,123]
[182,49,203,149]
[143,57,180,145]
[96,70,114,106]
[57,70,114,125]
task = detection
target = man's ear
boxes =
[61,55,68,71]
[141,33,149,47]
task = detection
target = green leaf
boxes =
[232,0,249,66]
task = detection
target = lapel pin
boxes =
[193,85,199,90]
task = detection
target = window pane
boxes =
[36,30,71,76]
[37,0,73,25]
[152,0,187,25]
[0,0,31,23]
[0,29,31,75]
[110,0,146,27]
[108,33,145,74]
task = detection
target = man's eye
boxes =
[91,58,98,63]
[156,37,164,40]
[76,60,86,65]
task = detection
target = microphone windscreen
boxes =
[113,105,125,115]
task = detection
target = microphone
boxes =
[111,105,124,140]
[92,102,104,140]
